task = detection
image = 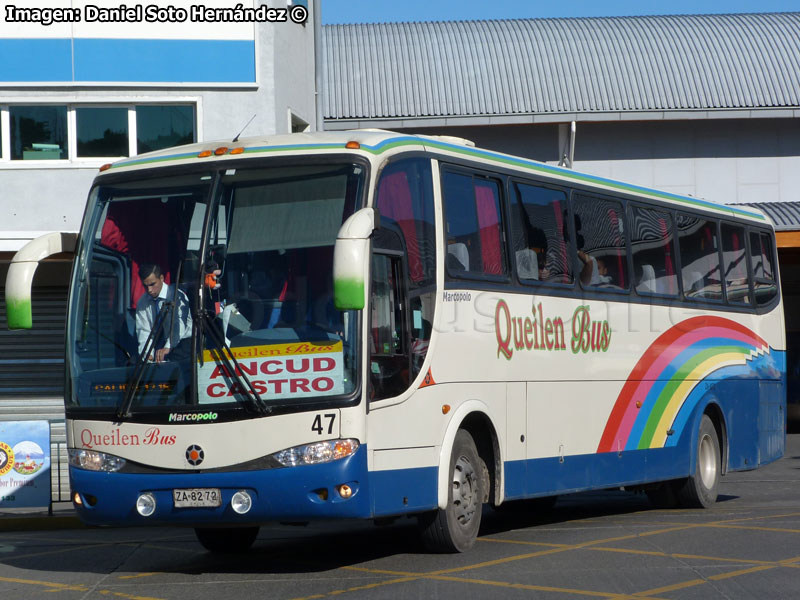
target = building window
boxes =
[76,107,129,158]
[10,105,68,160]
[136,105,195,154]
[1,103,196,163]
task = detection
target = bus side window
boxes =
[370,253,409,401]
[375,158,436,376]
[750,230,778,306]
[630,205,678,296]
[442,171,507,278]
[573,194,628,290]
[510,182,572,284]
[677,214,722,301]
[721,223,750,305]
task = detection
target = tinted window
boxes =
[443,171,506,277]
[77,107,129,157]
[136,105,195,153]
[721,223,750,305]
[750,231,778,305]
[677,215,722,301]
[573,194,628,290]
[510,182,572,284]
[376,158,436,289]
[630,205,678,296]
[10,105,68,160]
[375,158,436,374]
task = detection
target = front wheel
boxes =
[195,526,259,553]
[419,430,484,553]
[676,414,721,508]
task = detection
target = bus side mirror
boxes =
[5,232,78,329]
[333,208,379,310]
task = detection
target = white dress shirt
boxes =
[135,283,192,357]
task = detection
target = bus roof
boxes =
[101,129,767,224]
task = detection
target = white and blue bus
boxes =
[6,130,785,552]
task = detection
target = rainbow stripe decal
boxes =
[597,316,769,453]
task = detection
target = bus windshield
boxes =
[67,162,365,417]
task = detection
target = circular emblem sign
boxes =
[0,442,14,476]
[185,445,204,466]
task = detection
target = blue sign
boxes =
[0,421,51,509]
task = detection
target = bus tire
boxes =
[677,414,721,508]
[419,429,483,553]
[195,526,259,553]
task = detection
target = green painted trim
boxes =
[334,278,365,310]
[6,297,33,330]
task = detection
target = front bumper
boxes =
[69,445,371,527]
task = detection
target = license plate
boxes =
[173,488,221,508]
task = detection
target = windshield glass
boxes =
[67,162,364,416]
[197,164,363,406]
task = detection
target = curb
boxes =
[1,514,84,532]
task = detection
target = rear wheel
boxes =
[195,526,259,553]
[419,430,484,553]
[676,414,721,508]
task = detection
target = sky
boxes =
[321,0,798,24]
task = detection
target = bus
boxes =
[6,130,785,553]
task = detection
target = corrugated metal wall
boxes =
[323,13,800,120]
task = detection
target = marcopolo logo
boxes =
[169,412,219,423]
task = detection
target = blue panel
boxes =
[0,39,72,82]
[70,445,371,527]
[73,39,256,83]
[371,466,438,517]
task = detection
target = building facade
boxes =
[0,0,318,494]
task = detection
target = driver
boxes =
[135,263,192,362]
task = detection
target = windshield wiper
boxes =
[116,301,175,419]
[199,309,271,415]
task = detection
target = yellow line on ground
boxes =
[0,575,88,592]
[118,572,161,580]
[439,524,701,575]
[633,578,707,596]
[706,523,800,534]
[479,537,569,548]
[707,565,777,581]
[1,543,112,561]
[591,545,782,566]
[287,576,420,600]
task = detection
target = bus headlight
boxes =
[68,449,126,472]
[272,439,359,467]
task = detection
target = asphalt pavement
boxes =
[1,434,798,600]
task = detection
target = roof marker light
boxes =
[345,141,361,149]
[214,147,229,156]
[197,150,212,158]
[230,147,245,155]
[99,163,112,172]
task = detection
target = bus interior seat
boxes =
[637,264,656,293]
[447,243,469,271]
[516,248,539,280]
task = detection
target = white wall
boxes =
[0,1,317,248]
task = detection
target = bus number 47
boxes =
[312,413,336,435]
